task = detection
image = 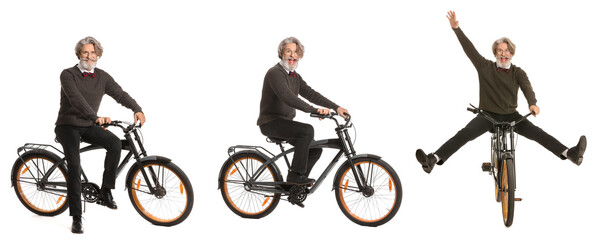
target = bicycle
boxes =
[468,105,533,227]
[217,113,402,227]
[10,120,193,226]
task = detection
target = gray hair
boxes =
[75,36,103,59]
[277,37,304,59]
[492,37,516,56]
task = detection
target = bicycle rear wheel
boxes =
[219,152,282,219]
[334,158,402,227]
[11,152,68,216]
[500,158,515,227]
[127,160,193,226]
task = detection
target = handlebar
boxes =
[467,104,533,126]
[310,112,352,128]
[97,120,141,133]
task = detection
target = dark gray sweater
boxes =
[257,63,340,126]
[55,65,142,127]
[454,27,537,114]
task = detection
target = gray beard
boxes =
[280,59,298,71]
[80,59,97,70]
[496,60,511,69]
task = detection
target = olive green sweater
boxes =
[56,65,142,127]
[454,27,537,114]
[257,63,340,126]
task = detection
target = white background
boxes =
[1,0,595,239]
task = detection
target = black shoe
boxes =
[567,135,587,166]
[71,216,83,234]
[286,171,315,185]
[100,188,118,209]
[416,149,437,174]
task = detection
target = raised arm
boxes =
[447,11,486,68]
[447,10,459,29]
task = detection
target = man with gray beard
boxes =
[257,37,349,186]
[54,36,145,233]
[416,11,586,173]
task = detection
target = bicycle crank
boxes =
[82,183,101,203]
[288,185,308,207]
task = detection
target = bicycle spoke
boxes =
[131,164,190,223]
[15,156,67,215]
[337,161,398,224]
[223,156,277,216]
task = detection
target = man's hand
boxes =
[134,112,146,126]
[529,105,540,117]
[317,108,331,115]
[95,117,111,125]
[336,107,349,118]
[447,10,459,29]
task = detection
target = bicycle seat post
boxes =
[267,137,292,169]
[277,143,292,169]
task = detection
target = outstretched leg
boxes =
[435,115,493,164]
[516,119,586,165]
[417,115,492,173]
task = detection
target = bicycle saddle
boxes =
[55,137,85,144]
[266,137,294,145]
[54,137,90,144]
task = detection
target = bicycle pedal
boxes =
[481,162,492,172]
[290,202,305,208]
[515,198,522,202]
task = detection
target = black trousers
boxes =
[259,119,323,176]
[435,112,568,164]
[54,125,122,216]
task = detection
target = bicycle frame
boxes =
[226,113,369,195]
[491,120,517,190]
[470,105,532,193]
[14,121,161,197]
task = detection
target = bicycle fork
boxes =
[337,127,369,193]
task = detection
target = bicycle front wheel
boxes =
[127,160,193,226]
[11,152,68,216]
[334,158,402,227]
[500,158,515,227]
[492,150,500,202]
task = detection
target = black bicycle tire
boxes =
[501,158,515,227]
[492,149,500,202]
[12,152,69,216]
[219,152,282,219]
[127,160,194,226]
[333,157,402,227]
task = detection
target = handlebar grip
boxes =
[98,120,119,127]
[467,107,479,114]
[310,113,328,118]
[343,113,351,122]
